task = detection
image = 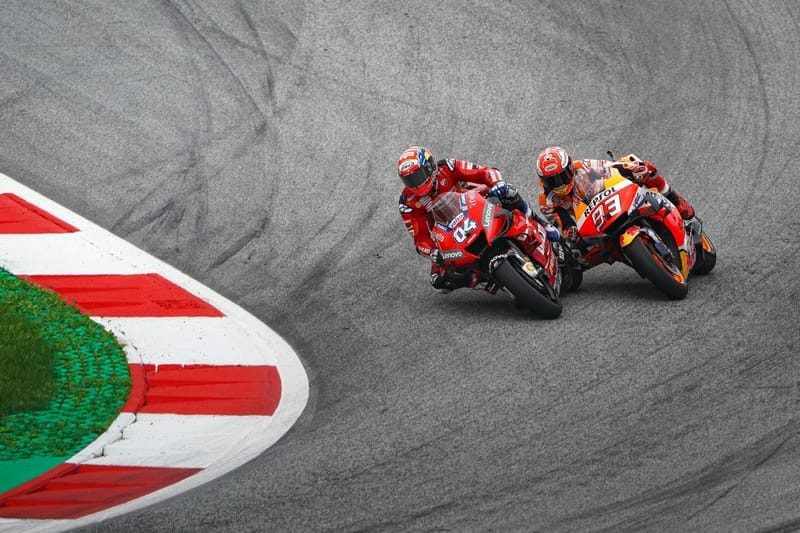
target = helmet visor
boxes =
[542,168,572,191]
[400,166,430,190]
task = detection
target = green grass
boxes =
[0,277,60,414]
[0,267,131,461]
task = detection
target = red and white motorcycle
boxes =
[429,187,582,319]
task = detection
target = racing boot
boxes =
[665,188,696,220]
[430,270,475,293]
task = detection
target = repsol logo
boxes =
[583,186,616,218]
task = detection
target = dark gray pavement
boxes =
[1,1,799,531]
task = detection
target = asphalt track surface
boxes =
[1,1,799,531]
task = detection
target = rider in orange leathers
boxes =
[535,146,697,268]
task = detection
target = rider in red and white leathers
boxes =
[536,146,697,268]
[399,146,558,291]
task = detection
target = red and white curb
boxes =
[0,173,309,532]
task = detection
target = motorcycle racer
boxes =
[535,146,698,268]
[398,145,558,292]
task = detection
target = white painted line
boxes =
[81,414,273,469]
[68,413,137,464]
[0,519,26,533]
[0,233,142,275]
[96,317,280,366]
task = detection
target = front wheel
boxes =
[691,231,717,275]
[493,258,563,319]
[624,234,688,300]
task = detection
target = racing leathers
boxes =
[400,159,533,291]
[539,155,696,268]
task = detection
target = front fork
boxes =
[490,242,561,295]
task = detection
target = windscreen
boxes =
[431,192,464,225]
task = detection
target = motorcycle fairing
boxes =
[575,175,639,239]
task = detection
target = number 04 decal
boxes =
[453,218,477,243]
[591,194,622,229]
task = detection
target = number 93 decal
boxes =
[591,194,622,230]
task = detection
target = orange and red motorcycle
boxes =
[429,188,581,319]
[572,155,716,299]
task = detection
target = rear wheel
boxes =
[624,234,688,300]
[493,258,562,319]
[691,231,717,275]
[557,240,583,292]
[561,264,583,293]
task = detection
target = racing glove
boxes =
[630,160,658,181]
[531,212,560,242]
[489,181,509,198]
[543,223,561,242]
[429,248,444,266]
[642,160,658,177]
[565,226,582,244]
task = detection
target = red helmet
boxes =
[398,146,438,196]
[536,146,574,195]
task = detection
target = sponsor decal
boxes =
[583,186,616,218]
[619,226,639,247]
[522,261,537,275]
[441,250,464,260]
[399,160,415,174]
[453,218,477,243]
[482,202,494,228]
[399,203,413,214]
[419,149,431,165]
[445,159,456,171]
[544,163,557,172]
[415,196,433,211]
[447,212,465,229]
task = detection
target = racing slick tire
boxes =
[493,258,563,319]
[625,233,689,300]
[691,231,717,275]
